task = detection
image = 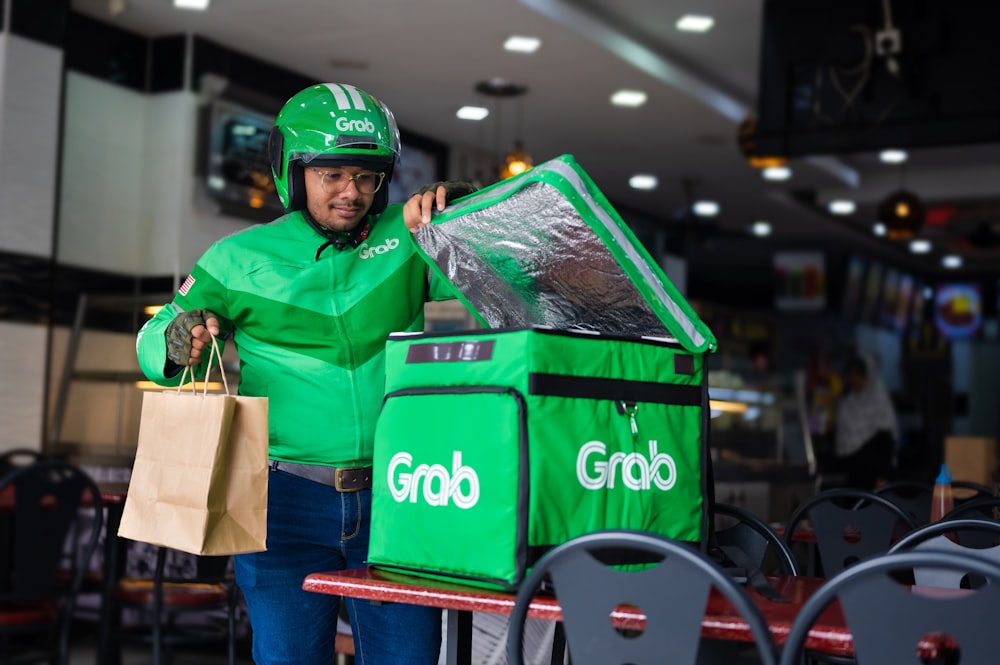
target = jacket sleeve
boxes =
[136,249,234,386]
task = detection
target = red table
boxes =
[303,567,850,665]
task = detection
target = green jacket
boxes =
[136,206,451,466]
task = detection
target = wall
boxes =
[46,69,265,456]
[954,340,1000,438]
[21,15,494,458]
[0,34,61,256]
[59,72,263,279]
[0,31,63,450]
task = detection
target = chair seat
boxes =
[0,600,60,625]
[114,579,228,606]
[56,568,104,591]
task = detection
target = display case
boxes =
[708,367,817,522]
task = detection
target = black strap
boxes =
[528,372,702,406]
[303,209,373,260]
[315,239,335,261]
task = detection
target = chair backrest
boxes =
[783,487,919,577]
[941,496,1000,549]
[0,448,45,479]
[1,459,104,597]
[777,550,1000,665]
[712,502,799,575]
[951,480,994,499]
[943,495,1000,521]
[873,480,933,525]
[506,530,779,665]
[889,518,1000,588]
[0,460,104,663]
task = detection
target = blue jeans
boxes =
[234,468,442,665]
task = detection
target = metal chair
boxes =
[506,530,779,665]
[782,488,919,577]
[778,550,1000,665]
[0,460,104,665]
[107,545,239,665]
[939,495,1000,550]
[712,502,799,576]
[872,480,933,525]
[889,518,1000,588]
[707,503,797,663]
[870,480,989,527]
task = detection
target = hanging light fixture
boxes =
[877,189,926,239]
[475,79,533,180]
[877,159,924,240]
[737,113,788,169]
[500,141,533,179]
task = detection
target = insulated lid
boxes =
[406,154,716,354]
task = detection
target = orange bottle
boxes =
[930,463,954,522]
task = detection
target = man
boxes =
[136,82,472,665]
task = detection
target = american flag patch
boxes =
[178,275,196,296]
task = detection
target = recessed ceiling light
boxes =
[611,90,647,107]
[693,200,719,217]
[828,199,856,215]
[879,149,908,164]
[909,239,932,254]
[676,14,715,32]
[751,220,772,237]
[174,0,210,9]
[762,166,791,181]
[456,106,489,121]
[503,35,541,53]
[629,174,658,190]
[942,255,963,269]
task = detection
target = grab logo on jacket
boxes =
[576,439,677,491]
[358,237,400,259]
[387,451,480,508]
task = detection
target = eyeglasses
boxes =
[311,168,385,195]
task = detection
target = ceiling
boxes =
[69,0,1000,280]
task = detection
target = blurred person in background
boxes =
[831,353,899,490]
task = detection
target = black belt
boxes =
[269,461,372,492]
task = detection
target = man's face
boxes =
[304,165,376,232]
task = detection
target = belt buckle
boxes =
[334,466,365,492]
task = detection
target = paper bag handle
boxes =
[176,333,230,396]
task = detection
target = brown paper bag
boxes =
[119,337,268,555]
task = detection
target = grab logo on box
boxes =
[576,440,677,491]
[387,451,480,508]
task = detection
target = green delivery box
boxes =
[367,154,716,590]
[369,327,710,590]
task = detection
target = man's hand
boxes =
[403,180,477,232]
[165,309,221,367]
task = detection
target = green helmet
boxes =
[267,83,401,214]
